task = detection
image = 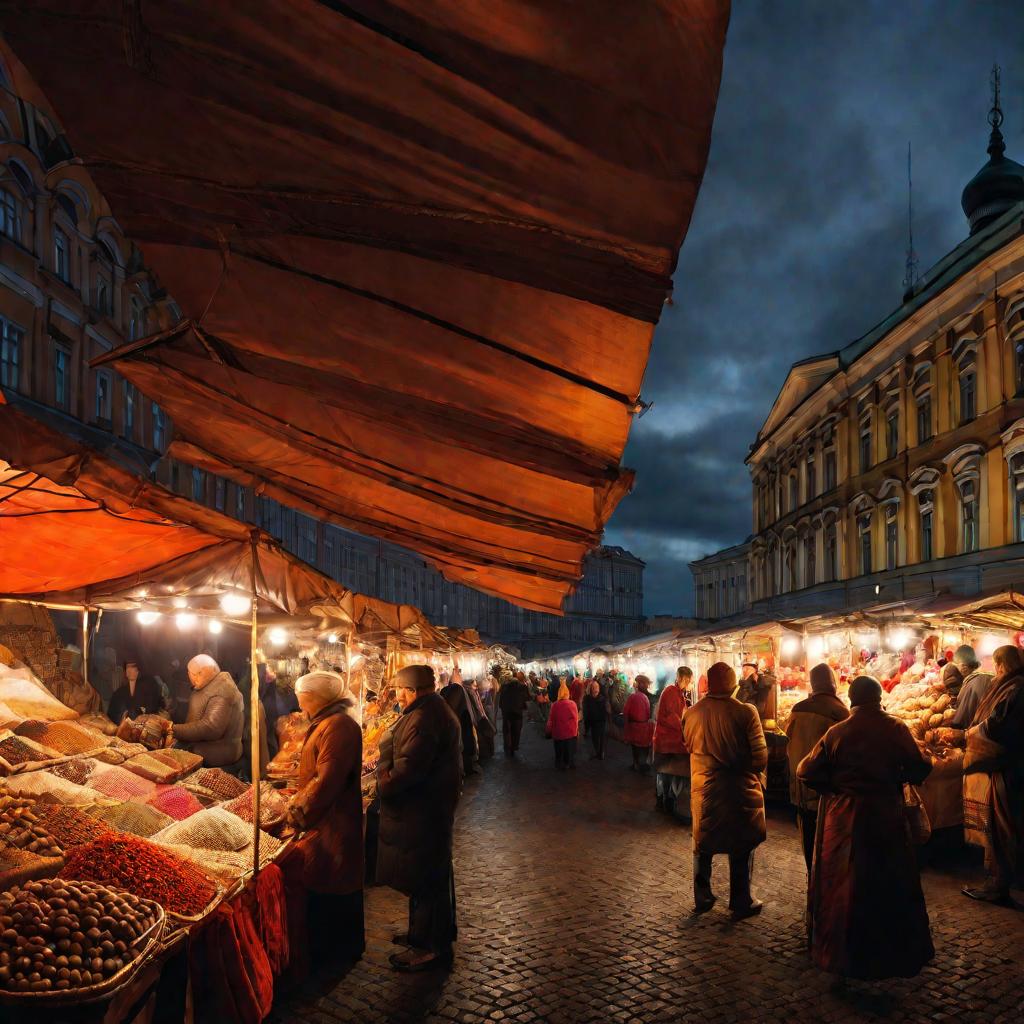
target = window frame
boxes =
[122,379,136,440]
[0,188,23,244]
[0,317,23,391]
[53,343,70,410]
[53,225,71,284]
[884,503,898,571]
[858,511,873,576]
[94,369,111,422]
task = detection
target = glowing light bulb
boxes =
[207,619,223,635]
[219,593,252,616]
[781,636,800,657]
[269,627,288,646]
[172,596,189,610]
[175,612,197,630]
[136,610,159,626]
[327,633,339,644]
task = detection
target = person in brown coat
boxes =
[784,663,850,872]
[377,664,462,972]
[682,661,767,917]
[286,670,364,964]
[797,675,934,980]
[171,654,244,767]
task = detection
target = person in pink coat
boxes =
[545,683,579,770]
[623,675,655,773]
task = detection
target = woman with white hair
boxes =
[283,670,364,965]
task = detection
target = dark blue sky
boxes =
[604,0,1024,615]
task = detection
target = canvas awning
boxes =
[0,399,428,634]
[3,1,729,613]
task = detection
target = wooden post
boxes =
[249,535,261,878]
[81,609,89,689]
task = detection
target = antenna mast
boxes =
[902,142,918,297]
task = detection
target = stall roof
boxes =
[0,400,429,635]
[3,2,729,614]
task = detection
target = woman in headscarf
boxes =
[653,667,692,819]
[623,676,655,773]
[962,644,1024,904]
[545,682,579,770]
[797,675,933,981]
[283,670,364,965]
[784,663,850,872]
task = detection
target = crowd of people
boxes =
[497,646,1024,983]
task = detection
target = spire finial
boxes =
[902,141,918,299]
[988,63,1005,160]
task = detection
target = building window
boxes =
[957,348,977,424]
[94,370,111,422]
[824,522,837,582]
[214,476,226,511]
[806,450,816,501]
[129,297,145,341]
[0,318,22,390]
[804,534,815,588]
[824,449,837,491]
[959,479,979,553]
[94,273,112,317]
[0,190,23,243]
[54,226,71,283]
[1011,453,1024,543]
[789,473,798,513]
[54,345,70,410]
[919,501,934,562]
[784,542,796,592]
[859,420,872,474]
[885,405,899,460]
[916,392,932,444]
[235,485,247,521]
[122,380,136,439]
[170,461,180,493]
[191,467,205,503]
[858,513,873,576]
[152,403,165,450]
[758,484,768,529]
[884,504,898,570]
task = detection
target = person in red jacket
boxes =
[653,667,692,818]
[623,675,655,773]
[545,683,579,770]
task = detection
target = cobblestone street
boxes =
[272,720,1024,1024]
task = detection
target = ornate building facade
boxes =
[689,540,751,621]
[747,108,1024,619]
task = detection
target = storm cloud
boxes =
[605,0,1024,614]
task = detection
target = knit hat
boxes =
[295,670,346,701]
[809,663,837,695]
[707,662,736,696]
[848,675,882,707]
[396,664,436,691]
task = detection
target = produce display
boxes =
[147,786,203,821]
[47,759,98,788]
[188,768,249,801]
[88,766,158,802]
[1,772,104,806]
[85,802,174,840]
[15,721,108,756]
[0,879,160,993]
[0,796,62,859]
[223,785,288,830]
[266,712,308,782]
[30,805,115,850]
[114,715,172,752]
[61,836,217,917]
[0,736,53,768]
[149,749,203,776]
[121,753,179,785]
[0,665,77,722]
[151,807,251,853]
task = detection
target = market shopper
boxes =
[797,675,934,980]
[682,662,766,918]
[377,664,462,972]
[498,672,530,756]
[738,662,777,722]
[623,675,654,773]
[171,654,244,768]
[440,669,478,776]
[653,667,692,819]
[784,663,850,872]
[961,645,1024,905]
[949,645,994,727]
[107,657,165,724]
[582,681,608,759]
[546,683,579,770]
[285,671,365,964]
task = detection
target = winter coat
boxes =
[376,691,462,896]
[569,678,585,707]
[498,679,529,716]
[288,697,363,894]
[682,693,767,854]
[784,692,850,811]
[738,672,777,721]
[582,693,607,727]
[173,671,244,767]
[797,705,933,980]
[440,681,477,765]
[950,670,994,728]
[622,691,654,746]
[653,685,688,755]
[545,698,579,741]
[107,675,165,724]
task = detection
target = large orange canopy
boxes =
[4,1,729,612]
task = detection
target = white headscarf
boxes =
[294,670,345,701]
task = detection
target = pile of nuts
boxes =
[0,879,158,992]
[0,796,62,859]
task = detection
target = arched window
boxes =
[946,444,984,554]
[884,396,900,460]
[913,363,933,444]
[858,398,873,473]
[1006,299,1024,397]
[128,296,146,341]
[789,471,798,513]
[884,503,899,570]
[959,479,979,552]
[55,192,77,225]
[1010,452,1024,543]
[823,518,838,583]
[803,531,816,588]
[0,188,22,243]
[917,489,935,562]
[805,446,816,501]
[822,420,838,491]
[784,540,797,592]
[954,340,978,424]
[858,511,873,576]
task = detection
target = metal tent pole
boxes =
[249,533,261,877]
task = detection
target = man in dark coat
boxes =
[440,670,478,776]
[499,673,530,756]
[377,664,462,972]
[737,663,777,722]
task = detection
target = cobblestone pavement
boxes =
[272,718,1024,1024]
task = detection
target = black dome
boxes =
[962,128,1024,235]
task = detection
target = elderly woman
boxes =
[653,667,692,819]
[171,655,244,768]
[546,683,579,770]
[623,675,655,773]
[286,670,364,964]
[798,675,933,980]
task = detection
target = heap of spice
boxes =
[0,796,62,858]
[0,878,159,992]
[31,805,115,850]
[224,785,289,830]
[84,802,173,840]
[47,759,98,788]
[0,736,49,767]
[61,835,217,916]
[190,768,248,801]
[147,786,203,821]
[15,721,105,756]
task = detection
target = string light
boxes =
[327,633,339,644]
[175,612,197,630]
[219,593,251,616]
[269,627,288,646]
[136,610,159,626]
[172,596,189,610]
[207,619,223,635]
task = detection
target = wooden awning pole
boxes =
[81,609,89,689]
[249,534,261,878]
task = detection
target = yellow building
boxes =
[747,106,1024,618]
